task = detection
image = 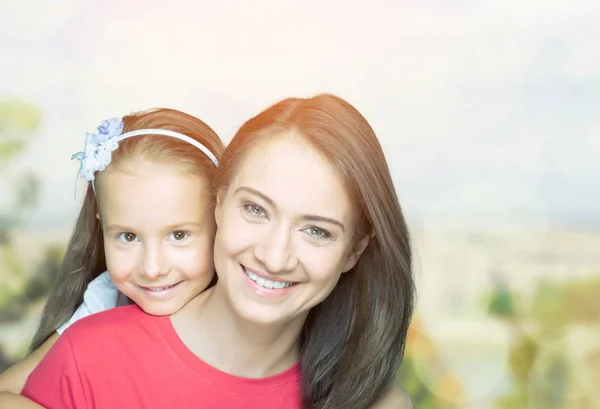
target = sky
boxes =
[1,0,599,232]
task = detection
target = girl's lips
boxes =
[139,281,183,298]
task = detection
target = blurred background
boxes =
[1,1,599,408]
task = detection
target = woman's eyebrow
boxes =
[236,186,346,231]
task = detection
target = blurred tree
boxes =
[486,275,600,409]
[0,345,9,372]
[531,277,600,327]
[0,245,63,322]
[0,99,41,163]
[0,99,66,371]
[0,99,41,247]
[0,99,44,317]
[398,317,463,409]
[486,273,517,321]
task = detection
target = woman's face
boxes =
[213,135,369,327]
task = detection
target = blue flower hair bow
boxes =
[72,117,124,182]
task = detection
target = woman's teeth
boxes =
[244,267,293,289]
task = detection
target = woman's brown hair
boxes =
[30,108,224,351]
[213,94,415,408]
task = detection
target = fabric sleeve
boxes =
[21,332,86,409]
[57,271,119,335]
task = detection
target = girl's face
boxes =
[212,135,370,328]
[98,159,215,316]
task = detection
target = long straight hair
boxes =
[213,94,415,408]
[30,108,224,351]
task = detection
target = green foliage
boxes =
[0,243,26,278]
[0,244,64,322]
[486,274,600,409]
[0,98,48,323]
[0,99,41,232]
[0,99,41,165]
[0,98,41,243]
[486,284,517,320]
[398,356,460,409]
[0,100,41,131]
[530,277,600,328]
[24,245,63,301]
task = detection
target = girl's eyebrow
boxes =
[105,222,203,232]
[105,223,134,232]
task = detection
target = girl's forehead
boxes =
[98,165,211,217]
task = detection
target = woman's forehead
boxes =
[230,136,353,222]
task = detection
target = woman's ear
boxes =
[341,233,372,273]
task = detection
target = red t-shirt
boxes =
[22,305,302,409]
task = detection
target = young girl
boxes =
[21,94,415,408]
[0,108,224,404]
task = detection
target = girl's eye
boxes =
[169,231,189,241]
[243,203,267,219]
[117,232,138,242]
[304,226,332,241]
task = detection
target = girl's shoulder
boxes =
[56,271,121,334]
[90,270,116,288]
[85,271,119,304]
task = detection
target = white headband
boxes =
[72,117,218,196]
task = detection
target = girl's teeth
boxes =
[244,268,292,289]
[149,285,171,292]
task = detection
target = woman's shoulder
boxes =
[371,382,412,409]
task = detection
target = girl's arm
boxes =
[0,333,58,394]
[0,393,45,409]
[0,272,118,408]
[0,271,118,394]
[0,334,58,409]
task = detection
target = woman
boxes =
[21,94,415,408]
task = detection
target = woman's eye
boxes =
[117,232,138,242]
[169,231,189,241]
[243,203,266,218]
[304,226,332,241]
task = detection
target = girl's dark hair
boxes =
[30,108,224,351]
